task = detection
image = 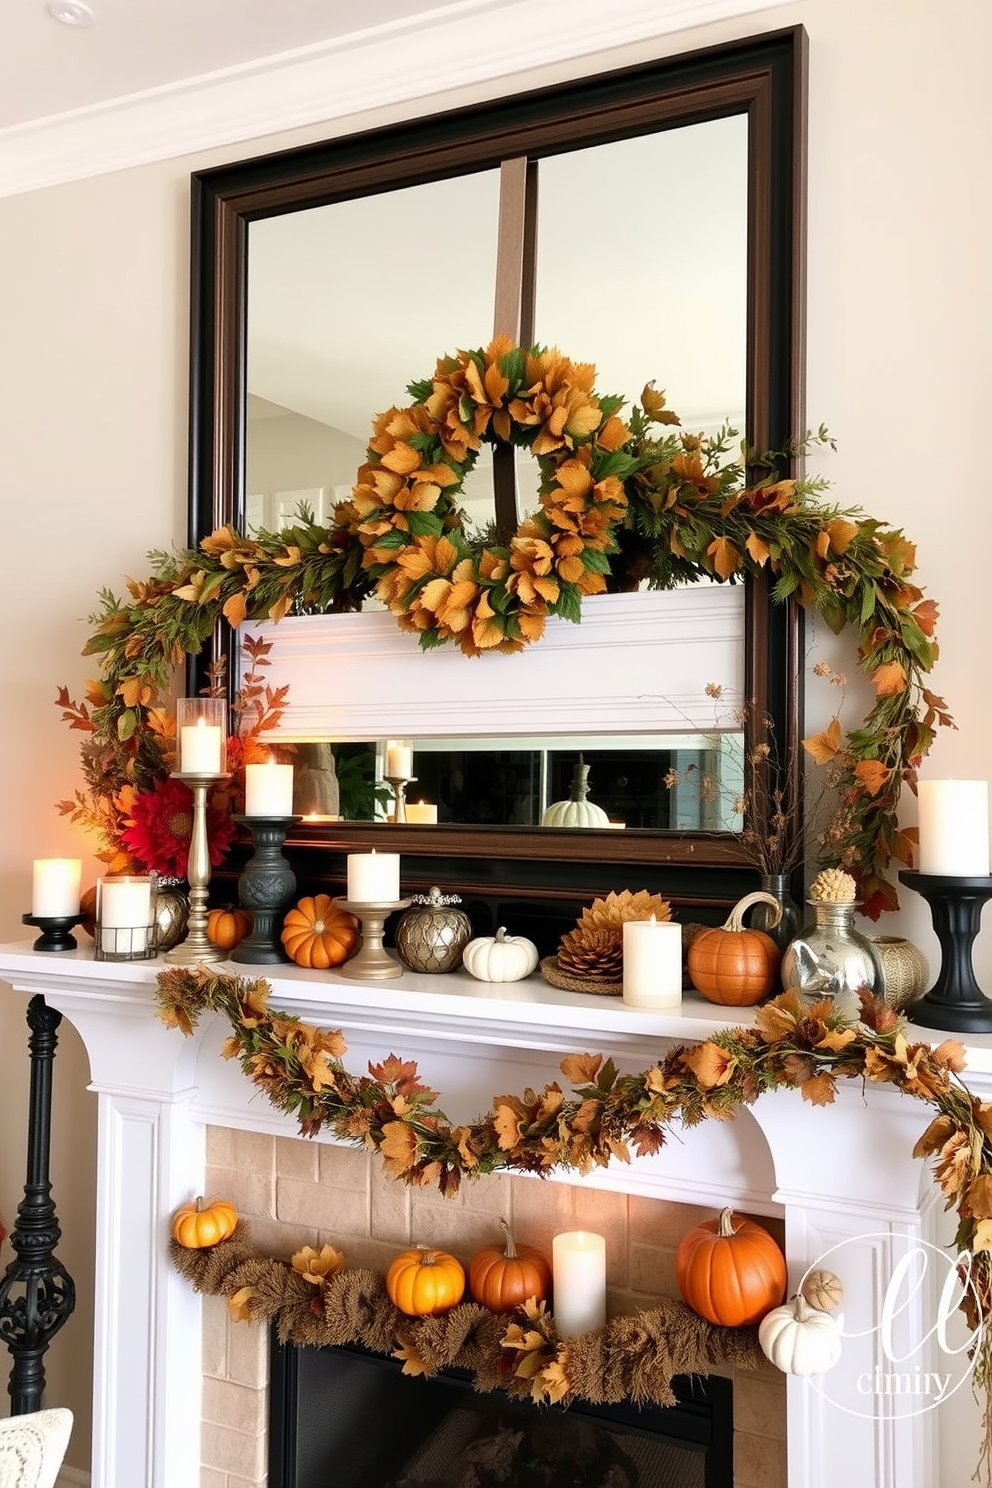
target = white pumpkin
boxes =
[758,1293,842,1376]
[462,927,540,983]
[541,757,610,829]
[542,797,610,828]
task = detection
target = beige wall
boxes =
[0,0,989,1476]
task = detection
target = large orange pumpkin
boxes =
[385,1247,466,1316]
[676,1207,786,1327]
[468,1220,552,1312]
[687,891,782,1005]
[207,906,252,950]
[171,1195,238,1249]
[280,895,359,969]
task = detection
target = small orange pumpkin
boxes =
[171,1195,238,1249]
[468,1219,553,1312]
[207,906,252,950]
[676,1207,786,1327]
[385,1246,466,1316]
[687,891,782,1005]
[281,894,359,969]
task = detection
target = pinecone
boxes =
[809,867,857,903]
[557,926,624,982]
[576,889,672,933]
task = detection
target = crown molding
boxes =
[0,0,796,199]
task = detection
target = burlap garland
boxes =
[170,1223,763,1407]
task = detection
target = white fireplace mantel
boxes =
[2,940,990,1488]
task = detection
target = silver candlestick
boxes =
[164,772,231,964]
[385,775,415,824]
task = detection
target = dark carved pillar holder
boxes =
[0,995,76,1414]
[230,815,301,964]
[899,870,992,1033]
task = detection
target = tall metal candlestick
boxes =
[164,772,230,964]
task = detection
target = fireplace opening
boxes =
[268,1335,733,1488]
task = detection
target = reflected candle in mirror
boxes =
[346,850,401,903]
[404,802,437,824]
[385,741,413,779]
[917,779,990,876]
[552,1231,606,1339]
[245,759,294,817]
[622,916,682,1009]
[31,858,82,917]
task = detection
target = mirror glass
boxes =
[245,115,747,538]
[289,733,744,832]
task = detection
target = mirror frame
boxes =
[187,25,807,883]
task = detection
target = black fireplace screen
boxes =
[268,1337,733,1488]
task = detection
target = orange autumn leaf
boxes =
[871,659,908,696]
[802,717,842,765]
[707,536,741,580]
[854,759,892,797]
[745,531,771,567]
[912,599,939,636]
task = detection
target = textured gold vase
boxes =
[870,935,930,1010]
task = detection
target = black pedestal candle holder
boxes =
[899,870,992,1033]
[336,899,411,979]
[21,913,84,953]
[230,816,301,964]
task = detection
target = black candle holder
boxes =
[229,816,301,964]
[21,913,85,953]
[899,870,992,1033]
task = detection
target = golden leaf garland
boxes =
[71,339,952,911]
[158,965,992,1472]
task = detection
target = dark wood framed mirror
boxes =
[188,25,807,919]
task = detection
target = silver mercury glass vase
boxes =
[781,899,883,1004]
[395,888,472,974]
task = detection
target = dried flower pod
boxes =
[809,868,857,903]
[800,1269,844,1313]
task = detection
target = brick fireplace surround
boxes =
[1,944,989,1488]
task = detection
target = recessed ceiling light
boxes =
[47,0,95,25]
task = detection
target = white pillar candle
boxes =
[346,850,401,904]
[98,877,153,955]
[385,741,413,779]
[404,802,438,824]
[245,759,295,817]
[180,716,223,774]
[918,779,990,876]
[31,858,82,917]
[622,916,683,1009]
[552,1231,607,1339]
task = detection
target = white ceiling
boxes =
[0,0,501,131]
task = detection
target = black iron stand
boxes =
[0,995,76,1413]
[899,870,992,1033]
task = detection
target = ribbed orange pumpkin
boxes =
[281,895,359,969]
[687,891,782,1005]
[171,1196,238,1249]
[676,1207,786,1327]
[207,906,252,950]
[385,1247,466,1316]
[468,1220,552,1312]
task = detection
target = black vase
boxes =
[752,873,802,955]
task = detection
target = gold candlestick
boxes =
[164,772,231,964]
[335,899,411,979]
